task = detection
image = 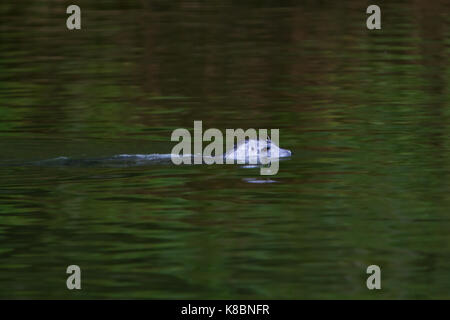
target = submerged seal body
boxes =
[23,139,291,168]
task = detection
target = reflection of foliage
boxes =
[0,0,449,299]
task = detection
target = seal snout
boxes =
[278,148,292,158]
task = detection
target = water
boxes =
[0,0,449,299]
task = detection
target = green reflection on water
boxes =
[0,0,449,299]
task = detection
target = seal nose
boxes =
[279,148,292,157]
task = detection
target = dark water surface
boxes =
[1,1,450,299]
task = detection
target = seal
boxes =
[224,138,291,163]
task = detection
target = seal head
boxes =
[224,139,291,163]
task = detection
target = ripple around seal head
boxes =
[242,178,279,184]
